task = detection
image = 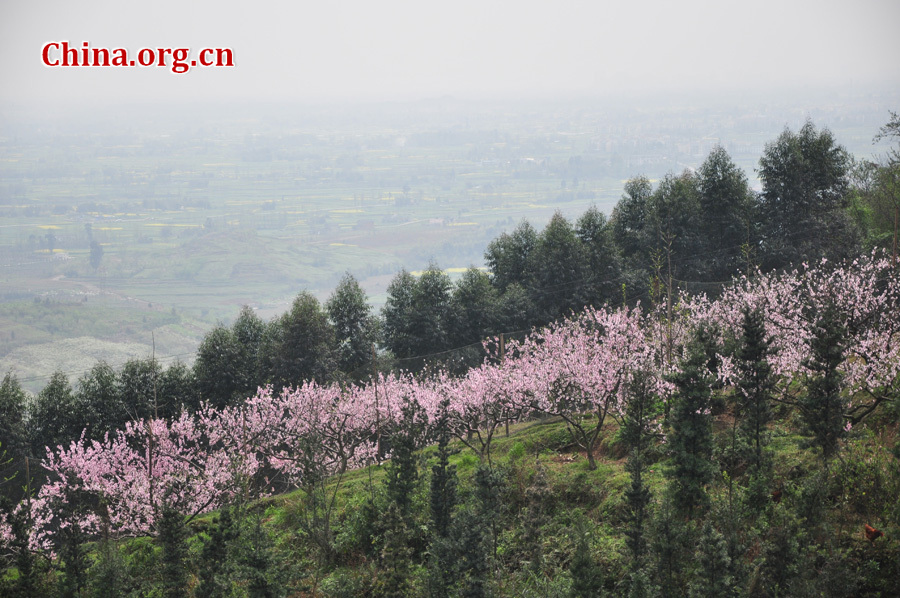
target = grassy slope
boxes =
[98,409,897,596]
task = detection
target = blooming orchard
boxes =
[3,252,897,551]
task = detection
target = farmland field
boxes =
[0,95,895,391]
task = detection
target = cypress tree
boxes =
[379,397,428,597]
[473,464,503,560]
[750,507,806,597]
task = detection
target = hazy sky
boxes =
[1,0,899,106]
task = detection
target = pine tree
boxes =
[666,336,715,520]
[430,401,457,540]
[800,302,847,467]
[569,516,603,598]
[378,502,414,598]
[649,495,689,598]
[522,462,550,575]
[56,490,90,598]
[157,506,190,598]
[621,373,657,568]
[735,307,775,475]
[688,520,737,598]
[385,398,428,520]
[88,525,127,598]
[240,510,284,598]
[428,400,458,598]
[454,509,491,598]
[625,568,656,598]
[196,506,238,598]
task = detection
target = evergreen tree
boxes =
[28,371,83,457]
[576,205,621,307]
[76,362,123,440]
[231,304,267,395]
[2,494,40,598]
[430,401,457,540]
[750,508,806,598]
[385,398,428,519]
[493,282,534,333]
[0,373,27,503]
[239,511,284,598]
[646,170,703,284]
[800,302,848,467]
[625,568,656,598]
[649,495,689,598]
[521,462,549,575]
[735,307,775,475]
[453,509,491,598]
[688,520,737,598]
[157,506,190,598]
[610,176,653,281]
[118,358,162,421]
[666,337,715,520]
[378,501,414,598]
[697,146,754,281]
[261,292,337,389]
[378,397,429,595]
[529,211,588,323]
[473,464,504,561]
[484,220,537,293]
[193,324,244,410]
[326,273,381,378]
[0,373,27,458]
[157,361,199,418]
[447,267,500,356]
[89,536,127,598]
[382,269,418,359]
[55,488,91,598]
[569,516,603,598]
[411,263,454,356]
[758,120,858,269]
[196,506,238,598]
[621,373,657,568]
[428,401,458,598]
[382,264,452,363]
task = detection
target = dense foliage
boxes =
[1,117,899,596]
